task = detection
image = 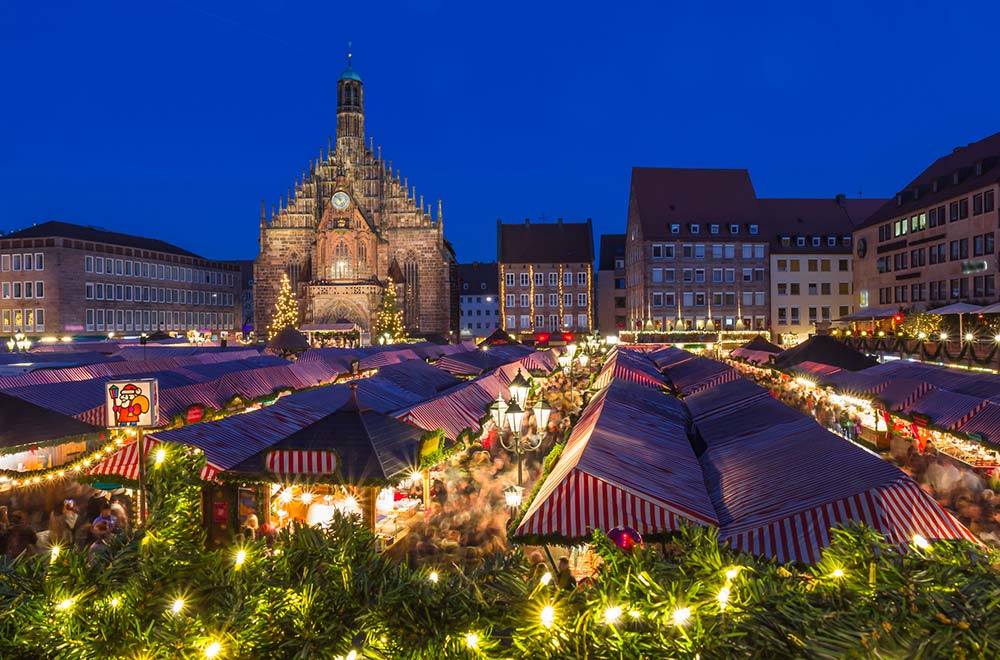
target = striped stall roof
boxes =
[515,381,719,542]
[906,389,987,429]
[787,361,843,380]
[376,359,463,398]
[266,450,337,475]
[659,356,735,396]
[952,402,1000,445]
[592,350,666,391]
[731,348,778,365]
[88,436,220,482]
[875,379,937,412]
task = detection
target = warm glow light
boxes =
[299,491,313,505]
[965,333,974,342]
[604,606,622,625]
[628,609,641,619]
[154,448,166,465]
[795,377,815,388]
[428,571,439,584]
[345,651,357,660]
[204,641,221,658]
[939,332,948,341]
[171,598,185,614]
[918,332,927,339]
[279,489,293,504]
[831,568,845,579]
[409,470,423,485]
[50,545,61,562]
[540,571,552,586]
[725,566,740,580]
[913,534,930,550]
[541,605,555,628]
[717,586,730,610]
[56,598,74,611]
[109,597,120,608]
[672,607,691,626]
[465,632,479,649]
[235,549,246,566]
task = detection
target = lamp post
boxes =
[6,332,31,353]
[508,368,530,408]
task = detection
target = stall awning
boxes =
[88,436,220,482]
[927,302,984,315]
[266,450,338,475]
[835,307,899,322]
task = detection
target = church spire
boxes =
[336,43,365,157]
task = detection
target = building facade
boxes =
[255,53,456,340]
[497,219,594,339]
[853,132,1000,313]
[0,221,241,337]
[764,197,883,343]
[596,234,626,334]
[457,262,500,339]
[625,168,770,331]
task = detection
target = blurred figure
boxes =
[556,556,576,590]
[49,499,82,548]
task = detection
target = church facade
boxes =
[254,54,457,341]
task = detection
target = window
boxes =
[807,259,818,272]
[505,273,515,287]
[790,307,800,323]
[827,236,837,247]
[790,283,800,295]
[670,224,680,234]
[563,272,573,286]
[710,224,720,234]
[34,253,43,270]
[820,283,831,295]
[754,244,765,259]
[535,314,544,327]
[729,224,739,234]
[1,254,8,271]
[12,254,21,271]
[820,259,831,272]
[548,293,558,306]
[663,245,675,258]
[724,268,735,282]
[777,259,787,272]
[808,307,818,324]
[652,268,663,283]
[749,224,759,235]
[0,282,8,299]
[690,223,700,234]
[577,272,587,286]
[13,282,22,298]
[742,268,752,282]
[694,244,705,258]
[34,281,43,298]
[796,237,805,247]
[664,268,675,283]
[839,259,849,272]
[562,314,573,327]
[534,272,544,286]
[563,293,572,306]
[778,308,787,325]
[125,261,132,276]
[724,244,735,259]
[682,244,694,258]
[577,293,587,307]
[712,268,723,283]
[652,244,663,258]
[520,315,531,328]
[742,291,753,307]
[683,268,693,283]
[789,259,800,272]
[22,254,31,271]
[534,293,544,307]
[777,283,787,295]
[695,268,705,283]
[519,273,529,286]
[986,190,996,213]
[505,294,515,307]
[839,282,850,295]
[808,283,818,295]
[974,193,984,215]
[115,259,123,275]
[811,237,821,247]
[741,244,752,259]
[960,198,969,219]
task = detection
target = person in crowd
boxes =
[5,513,37,559]
[0,506,10,535]
[242,513,259,540]
[87,521,110,566]
[528,551,548,583]
[556,556,576,591]
[109,500,130,533]
[92,502,118,533]
[49,499,82,548]
[432,479,448,507]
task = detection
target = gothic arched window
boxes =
[332,242,350,279]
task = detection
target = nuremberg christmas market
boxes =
[4,3,1000,658]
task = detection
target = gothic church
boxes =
[254,53,457,340]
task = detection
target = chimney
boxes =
[835,194,846,208]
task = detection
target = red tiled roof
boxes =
[497,219,594,263]
[630,167,759,240]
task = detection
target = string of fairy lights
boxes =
[0,432,132,487]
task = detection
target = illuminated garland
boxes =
[529,264,535,330]
[0,434,129,487]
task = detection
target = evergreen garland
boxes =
[3,446,1000,658]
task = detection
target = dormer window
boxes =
[690,223,700,234]
[709,224,720,234]
[811,237,821,247]
[463,283,469,290]
[481,283,487,290]
[842,235,851,245]
[976,161,984,176]
[827,236,837,247]
[729,224,739,234]
[780,236,790,247]
[796,237,806,247]
[749,224,759,235]
[670,224,680,234]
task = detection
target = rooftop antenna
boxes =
[347,41,352,67]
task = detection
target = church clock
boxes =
[332,191,350,210]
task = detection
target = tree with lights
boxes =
[900,312,943,338]
[268,273,300,340]
[372,277,407,343]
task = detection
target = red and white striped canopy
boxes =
[265,449,338,476]
[88,436,220,482]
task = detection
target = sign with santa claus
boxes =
[106,379,158,428]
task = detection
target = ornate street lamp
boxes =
[533,399,552,431]
[557,354,571,370]
[508,369,531,408]
[503,484,524,509]
[566,343,578,359]
[488,392,508,429]
[578,353,590,368]
[6,332,31,353]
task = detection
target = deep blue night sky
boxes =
[2,1,999,263]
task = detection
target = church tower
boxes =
[336,49,365,161]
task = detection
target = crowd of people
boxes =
[0,494,131,564]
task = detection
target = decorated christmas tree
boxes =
[372,277,407,343]
[268,273,299,339]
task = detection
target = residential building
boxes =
[497,219,595,339]
[763,196,884,343]
[853,131,1000,312]
[625,168,769,331]
[0,221,241,337]
[596,234,626,334]
[255,52,456,339]
[458,262,500,339]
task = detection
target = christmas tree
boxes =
[372,277,407,343]
[268,273,299,340]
